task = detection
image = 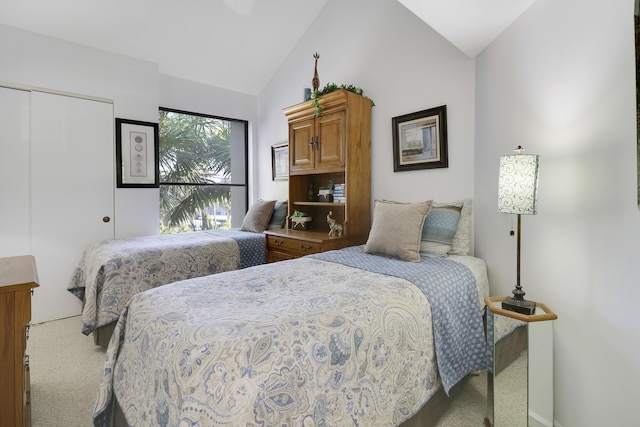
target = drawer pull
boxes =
[300,244,312,252]
[274,239,284,246]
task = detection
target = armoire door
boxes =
[289,117,315,173]
[30,91,115,323]
[314,110,345,172]
[0,87,31,257]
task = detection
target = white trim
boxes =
[0,81,112,104]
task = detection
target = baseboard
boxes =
[529,410,553,427]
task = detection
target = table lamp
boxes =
[498,146,539,315]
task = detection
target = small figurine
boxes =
[327,211,343,237]
[312,53,320,92]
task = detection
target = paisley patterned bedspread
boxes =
[311,246,488,392]
[93,251,488,427]
[68,229,266,335]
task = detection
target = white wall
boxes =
[0,24,258,320]
[0,23,161,238]
[0,24,260,239]
[258,0,476,206]
[0,25,257,241]
[5,0,638,423]
[474,0,640,425]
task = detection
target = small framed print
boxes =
[115,118,159,188]
[272,142,289,180]
[392,105,448,172]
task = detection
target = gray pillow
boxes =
[240,200,276,233]
[364,200,432,262]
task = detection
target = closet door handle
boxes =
[102,216,111,223]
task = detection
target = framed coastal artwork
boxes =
[271,142,289,181]
[392,105,448,172]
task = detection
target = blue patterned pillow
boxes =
[267,201,288,230]
[420,204,462,257]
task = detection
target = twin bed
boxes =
[87,199,492,427]
[68,229,267,346]
[68,199,287,346]
[94,247,489,427]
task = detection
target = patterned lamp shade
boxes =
[498,153,540,215]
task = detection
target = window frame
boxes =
[158,106,250,229]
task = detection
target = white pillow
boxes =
[439,198,472,255]
[364,200,432,262]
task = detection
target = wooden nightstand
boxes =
[0,255,39,427]
[484,296,557,427]
[264,229,367,262]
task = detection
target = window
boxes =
[158,108,248,234]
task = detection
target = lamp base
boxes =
[502,297,536,315]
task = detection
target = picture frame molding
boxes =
[115,118,160,188]
[392,105,448,172]
[271,142,289,181]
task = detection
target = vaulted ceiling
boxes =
[0,0,537,96]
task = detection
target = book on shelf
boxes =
[332,183,346,203]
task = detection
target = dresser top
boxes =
[0,255,39,289]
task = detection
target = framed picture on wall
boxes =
[115,118,160,188]
[272,142,289,180]
[392,105,448,172]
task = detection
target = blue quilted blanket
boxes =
[311,246,488,393]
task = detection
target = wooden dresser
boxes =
[0,255,39,427]
[267,89,371,262]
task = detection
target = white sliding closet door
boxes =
[0,87,31,257]
[30,91,114,323]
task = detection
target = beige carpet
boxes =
[27,315,496,426]
[28,316,106,427]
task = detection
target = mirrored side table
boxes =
[484,296,557,427]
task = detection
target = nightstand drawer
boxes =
[267,235,322,255]
[267,249,297,263]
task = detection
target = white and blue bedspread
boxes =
[93,249,488,427]
[311,246,488,393]
[68,229,266,335]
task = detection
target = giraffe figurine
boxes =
[312,52,320,92]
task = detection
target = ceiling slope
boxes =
[0,0,537,94]
[0,0,328,95]
[397,0,538,57]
